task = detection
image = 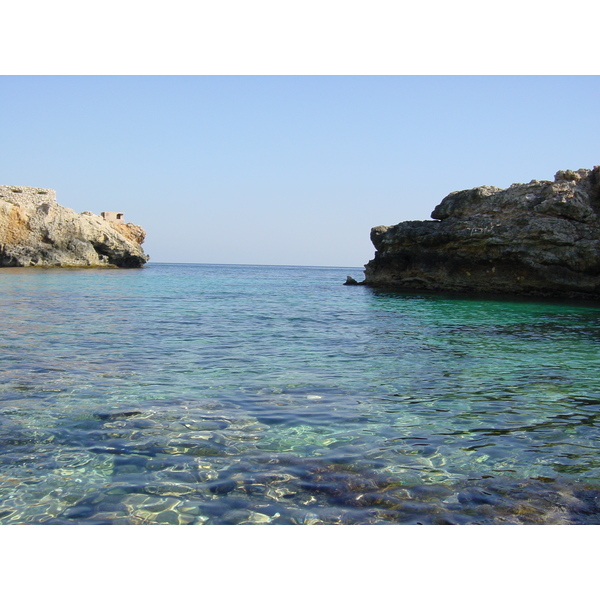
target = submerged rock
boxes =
[363,167,600,299]
[0,185,148,268]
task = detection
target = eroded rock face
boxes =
[363,167,600,299]
[0,186,149,268]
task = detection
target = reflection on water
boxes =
[1,264,599,524]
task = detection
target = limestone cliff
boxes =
[0,186,149,268]
[363,167,600,299]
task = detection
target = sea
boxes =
[1,262,600,525]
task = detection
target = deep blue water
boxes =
[1,262,600,524]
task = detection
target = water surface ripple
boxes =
[1,263,600,524]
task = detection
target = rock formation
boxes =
[363,167,600,299]
[0,186,149,268]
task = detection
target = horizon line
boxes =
[146,261,365,269]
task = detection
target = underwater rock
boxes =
[363,167,600,299]
[95,410,144,421]
[0,185,148,268]
[208,478,237,495]
[62,504,96,519]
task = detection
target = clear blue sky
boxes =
[2,75,598,267]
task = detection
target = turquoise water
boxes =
[1,263,600,524]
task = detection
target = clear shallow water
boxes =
[1,263,600,524]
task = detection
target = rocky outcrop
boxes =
[0,186,149,268]
[363,167,600,299]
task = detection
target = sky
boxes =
[1,75,599,267]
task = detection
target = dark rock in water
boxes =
[62,504,96,519]
[208,478,237,495]
[94,410,143,421]
[363,167,600,299]
[343,275,363,286]
[217,509,253,524]
[458,489,501,506]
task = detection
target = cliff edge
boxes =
[0,186,149,268]
[363,167,600,299]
